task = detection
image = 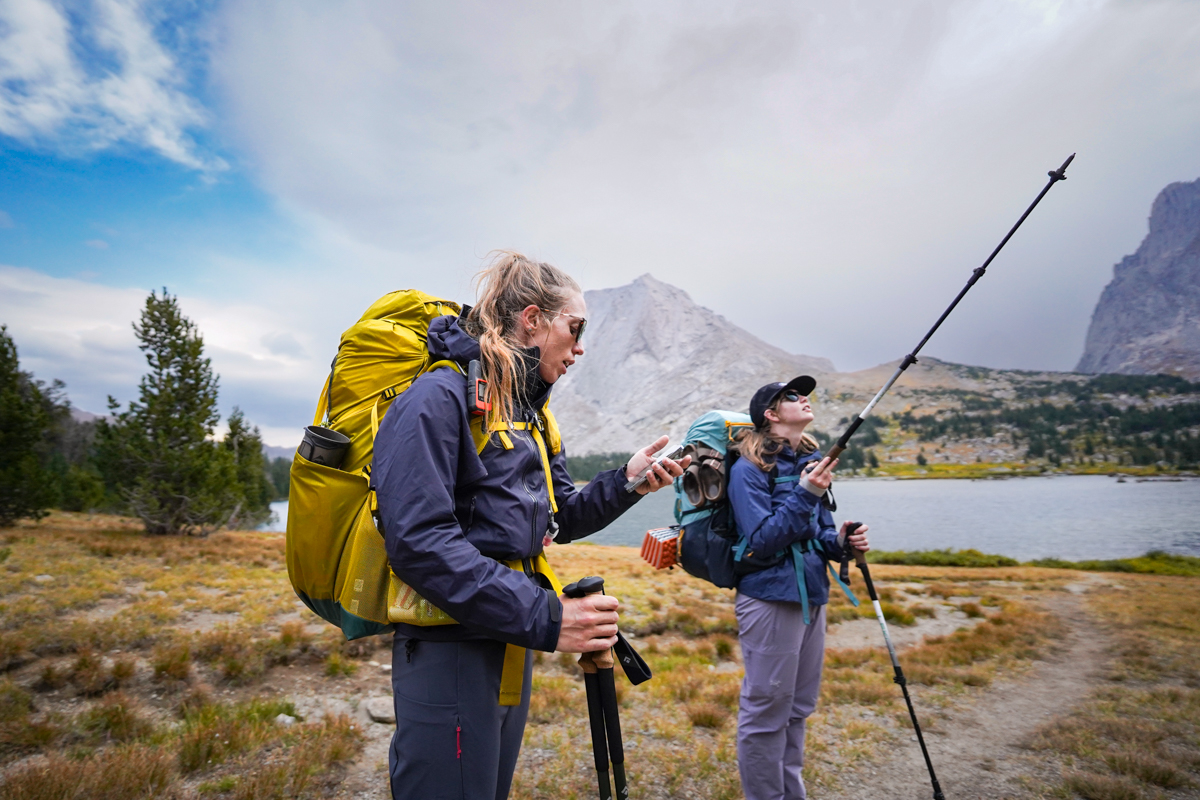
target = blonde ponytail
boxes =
[462,251,580,430]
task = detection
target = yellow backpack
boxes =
[286,289,564,647]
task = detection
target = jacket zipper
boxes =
[518,425,543,556]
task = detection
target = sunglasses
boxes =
[542,309,587,343]
[780,390,806,403]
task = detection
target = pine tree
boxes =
[223,407,274,530]
[0,327,55,526]
[96,290,239,534]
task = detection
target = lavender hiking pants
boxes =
[736,594,827,800]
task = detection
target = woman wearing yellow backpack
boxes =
[373,252,686,800]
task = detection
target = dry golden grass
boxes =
[7,516,1193,799]
[506,544,1070,798]
[1022,574,1200,798]
[0,743,176,800]
[0,515,365,799]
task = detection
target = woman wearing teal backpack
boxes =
[727,376,871,800]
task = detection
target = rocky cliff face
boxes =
[1076,178,1200,380]
[550,275,834,454]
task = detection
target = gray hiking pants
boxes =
[389,636,533,800]
[736,594,826,800]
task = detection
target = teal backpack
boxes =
[673,411,859,622]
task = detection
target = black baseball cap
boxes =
[749,376,817,428]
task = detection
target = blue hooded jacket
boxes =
[373,314,642,652]
[727,445,842,605]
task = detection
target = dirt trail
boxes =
[825,580,1111,800]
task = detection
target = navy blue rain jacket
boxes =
[374,314,642,652]
[727,446,841,605]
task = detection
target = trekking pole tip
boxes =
[1050,153,1075,181]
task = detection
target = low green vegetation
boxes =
[868,548,1020,568]
[1026,549,1200,577]
[865,548,1200,575]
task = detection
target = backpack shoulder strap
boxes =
[369,358,465,441]
[538,402,562,456]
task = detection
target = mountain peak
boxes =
[1077,177,1200,379]
[552,275,834,452]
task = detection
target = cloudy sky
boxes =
[2,0,1199,445]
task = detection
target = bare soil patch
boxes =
[826,602,987,651]
[826,578,1113,800]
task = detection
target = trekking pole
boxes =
[847,523,945,800]
[821,154,1075,465]
[579,649,613,800]
[564,576,626,800]
[596,650,628,800]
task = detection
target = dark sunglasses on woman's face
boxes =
[542,309,587,343]
[564,314,586,343]
[780,390,806,403]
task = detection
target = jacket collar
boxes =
[427,312,552,412]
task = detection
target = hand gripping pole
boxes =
[563,576,629,800]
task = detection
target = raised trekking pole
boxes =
[819,154,1075,467]
[847,522,945,800]
[563,576,625,800]
[821,156,1074,800]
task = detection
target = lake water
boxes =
[262,475,1200,562]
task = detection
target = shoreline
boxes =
[576,465,1199,487]
[832,463,1199,480]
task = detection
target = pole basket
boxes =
[641,526,681,570]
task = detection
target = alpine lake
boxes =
[265,473,1200,561]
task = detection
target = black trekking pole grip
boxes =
[564,576,620,800]
[843,521,877,601]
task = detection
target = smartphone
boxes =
[624,444,685,493]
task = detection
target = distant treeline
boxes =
[565,452,632,482]
[861,374,1200,468]
[1,293,283,532]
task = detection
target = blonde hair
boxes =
[735,397,819,472]
[462,251,580,430]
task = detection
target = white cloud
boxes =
[0,265,320,446]
[0,0,223,171]
[0,210,14,228]
[211,0,1200,372]
[83,238,109,249]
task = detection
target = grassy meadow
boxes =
[0,514,1197,799]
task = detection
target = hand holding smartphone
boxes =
[624,444,685,493]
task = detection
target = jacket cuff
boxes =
[799,476,826,497]
[616,464,644,505]
[538,589,563,652]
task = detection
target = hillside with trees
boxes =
[0,292,279,531]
